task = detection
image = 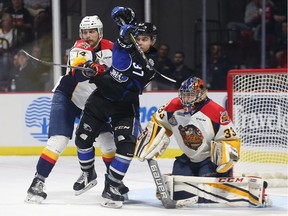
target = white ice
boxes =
[0,156,287,216]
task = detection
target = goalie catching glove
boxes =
[135,121,170,161]
[211,140,240,173]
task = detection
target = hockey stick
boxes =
[118,19,176,83]
[20,49,95,72]
[147,159,198,208]
[128,34,176,83]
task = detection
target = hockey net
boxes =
[227,68,288,187]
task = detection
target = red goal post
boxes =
[227,68,288,187]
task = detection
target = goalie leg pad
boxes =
[135,121,170,161]
[163,175,271,207]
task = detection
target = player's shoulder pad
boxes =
[200,99,231,125]
[100,39,114,50]
[164,97,183,112]
[73,39,93,51]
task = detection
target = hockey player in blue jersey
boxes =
[72,6,159,208]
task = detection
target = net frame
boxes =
[227,68,288,187]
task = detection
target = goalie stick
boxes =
[20,49,95,73]
[147,159,198,208]
[118,19,176,83]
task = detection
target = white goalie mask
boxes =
[79,15,103,42]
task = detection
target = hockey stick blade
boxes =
[20,49,95,72]
[147,159,198,208]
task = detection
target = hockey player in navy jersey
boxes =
[25,15,117,203]
[72,6,159,208]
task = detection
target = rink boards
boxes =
[0,91,226,156]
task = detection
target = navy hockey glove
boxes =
[119,24,137,45]
[111,6,136,26]
[82,60,106,78]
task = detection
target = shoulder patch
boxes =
[220,111,231,125]
[168,115,178,126]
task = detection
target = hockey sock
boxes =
[77,146,95,171]
[36,147,59,178]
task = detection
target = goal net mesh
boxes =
[227,69,288,187]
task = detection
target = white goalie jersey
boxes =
[152,97,240,163]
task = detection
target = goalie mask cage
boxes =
[227,68,288,187]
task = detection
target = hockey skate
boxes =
[73,169,97,196]
[101,177,125,208]
[25,177,47,204]
[118,181,129,201]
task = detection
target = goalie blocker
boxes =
[162,175,272,208]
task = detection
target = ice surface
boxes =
[0,156,287,216]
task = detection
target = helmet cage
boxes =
[179,77,207,112]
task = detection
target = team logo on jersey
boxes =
[25,96,52,142]
[178,124,204,150]
[220,111,230,125]
[168,116,178,126]
[148,58,154,66]
[110,69,128,83]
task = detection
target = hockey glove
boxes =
[111,6,136,26]
[119,24,137,45]
[211,140,239,173]
[82,60,107,78]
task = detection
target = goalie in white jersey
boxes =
[136,77,271,207]
[137,76,240,177]
[25,15,122,204]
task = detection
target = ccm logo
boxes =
[218,177,244,183]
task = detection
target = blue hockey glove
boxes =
[111,6,136,26]
[119,24,137,44]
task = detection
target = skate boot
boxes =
[73,169,97,196]
[118,181,129,201]
[25,177,47,204]
[118,181,129,195]
[101,176,125,208]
